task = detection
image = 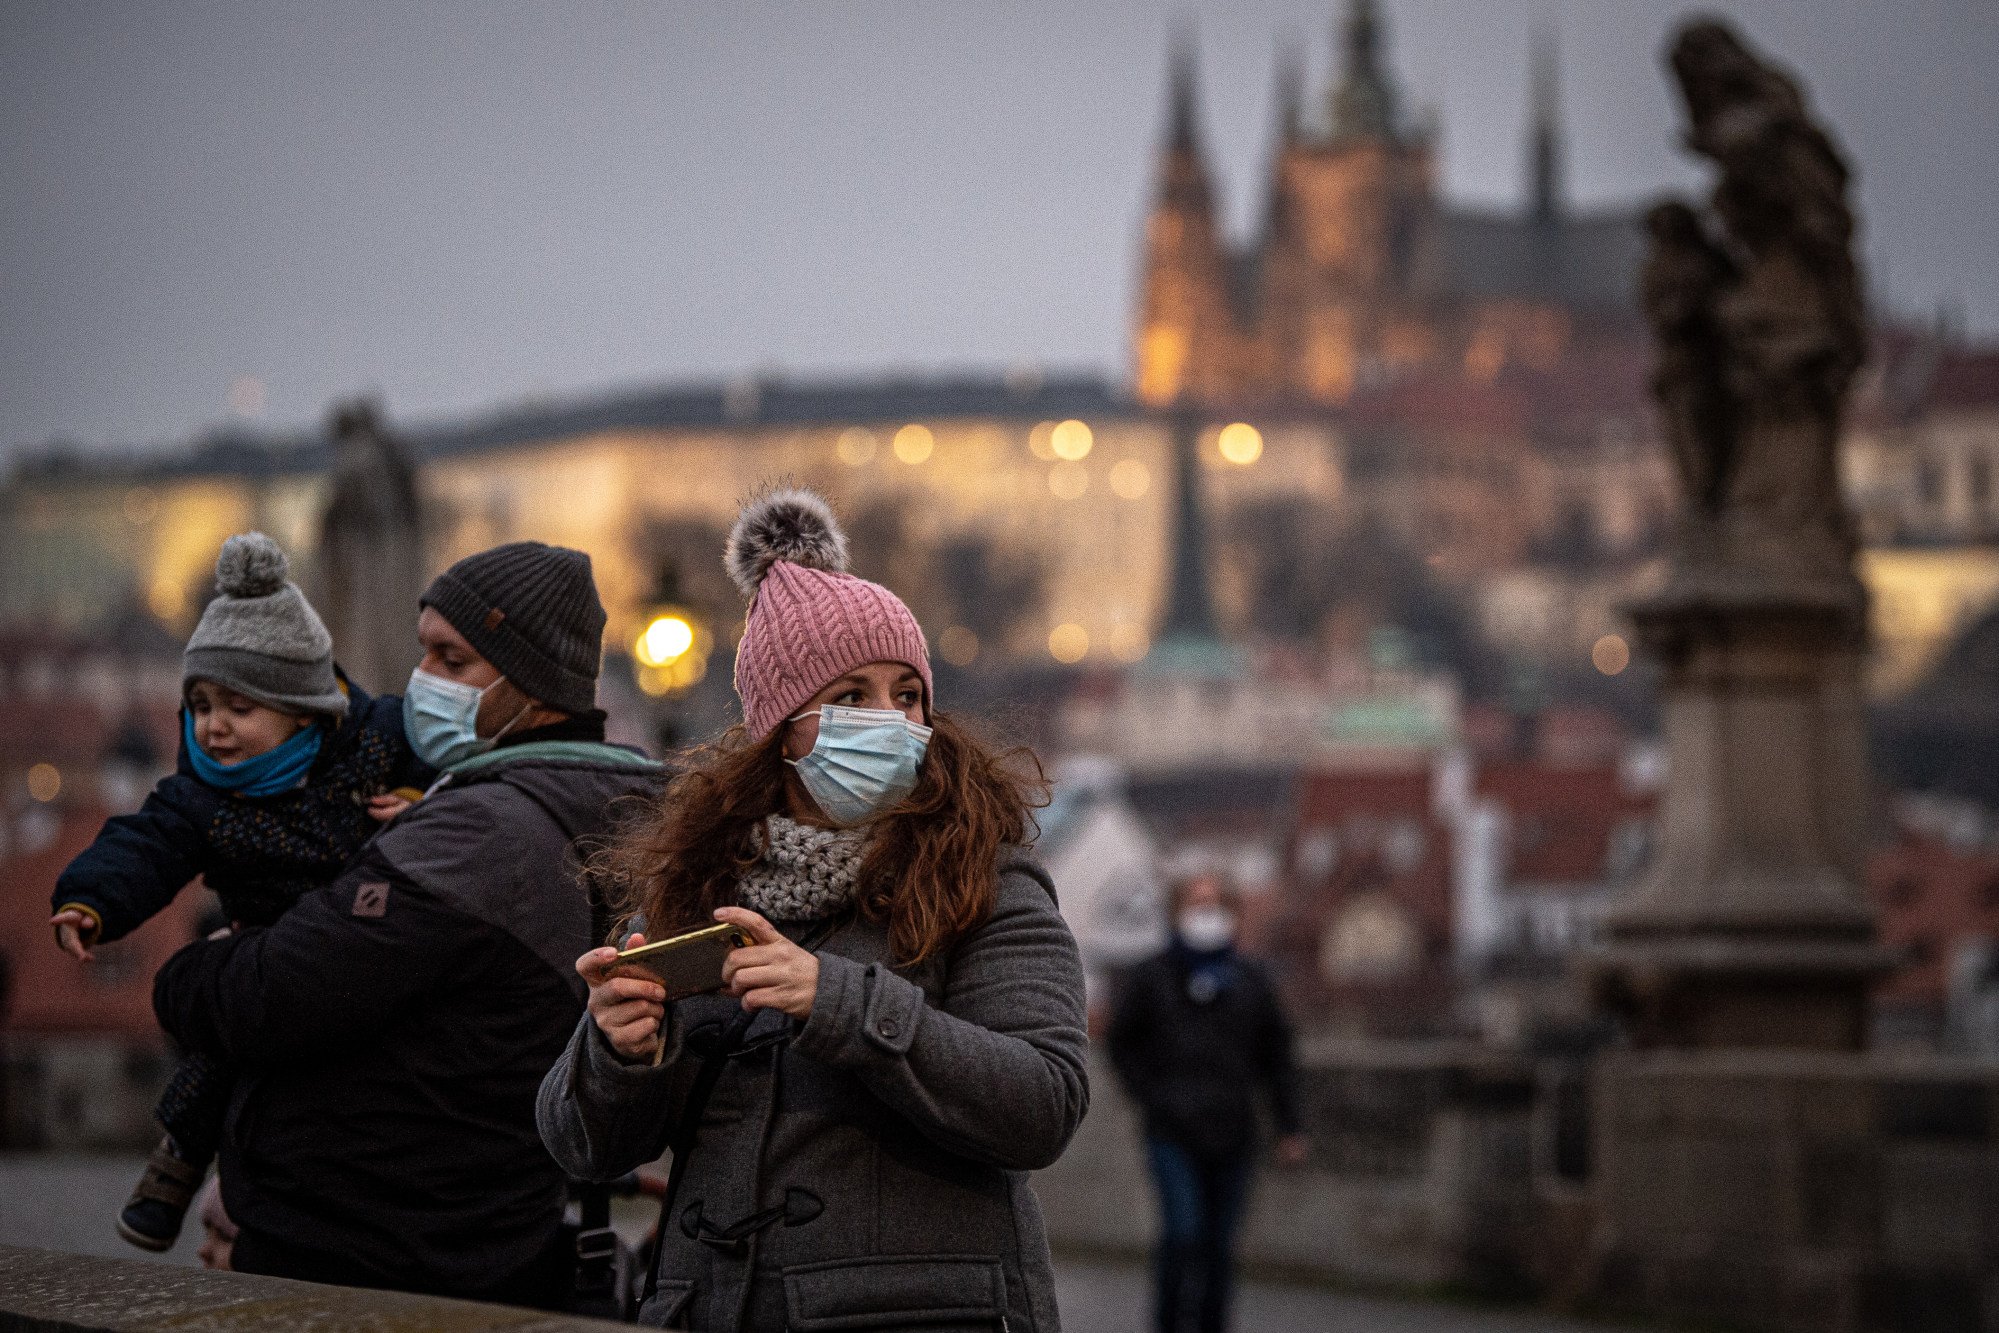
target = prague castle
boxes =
[1135,0,1646,410]
[2,1,1994,718]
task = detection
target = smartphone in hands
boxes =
[609,921,749,1001]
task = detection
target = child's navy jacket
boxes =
[52,674,434,943]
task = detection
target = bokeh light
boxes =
[1108,623,1150,663]
[27,763,61,803]
[893,423,934,464]
[636,614,695,667]
[836,427,877,465]
[1027,421,1058,461]
[148,576,185,621]
[1593,634,1631,675]
[938,625,980,667]
[1108,459,1151,499]
[1217,422,1263,465]
[1048,623,1090,663]
[1048,462,1089,500]
[1050,419,1093,461]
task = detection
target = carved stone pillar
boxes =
[1591,579,1886,1049]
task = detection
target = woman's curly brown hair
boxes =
[592,712,1048,966]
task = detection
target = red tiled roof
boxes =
[1475,762,1653,884]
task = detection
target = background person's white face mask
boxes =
[786,704,932,827]
[1176,906,1237,952]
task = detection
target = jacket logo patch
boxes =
[353,882,390,918]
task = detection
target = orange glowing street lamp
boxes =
[632,607,710,697]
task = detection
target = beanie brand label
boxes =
[483,607,506,631]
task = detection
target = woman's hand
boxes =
[49,910,96,962]
[576,936,668,1061]
[715,907,820,1021]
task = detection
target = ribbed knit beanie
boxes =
[727,488,933,740]
[182,533,348,718]
[420,541,604,715]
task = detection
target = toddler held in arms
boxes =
[47,532,431,1251]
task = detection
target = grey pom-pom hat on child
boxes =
[181,533,348,718]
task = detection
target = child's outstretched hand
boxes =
[367,793,413,823]
[50,909,97,962]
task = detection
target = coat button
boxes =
[878,1018,899,1039]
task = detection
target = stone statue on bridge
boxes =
[316,397,425,696]
[1594,19,1886,1050]
[1642,19,1867,587]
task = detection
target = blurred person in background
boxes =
[539,489,1089,1331]
[1109,873,1305,1333]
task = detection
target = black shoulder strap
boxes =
[570,866,621,1304]
[640,914,844,1304]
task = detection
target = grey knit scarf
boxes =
[734,815,868,922]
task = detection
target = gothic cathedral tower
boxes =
[1135,0,1451,410]
[1133,40,1240,409]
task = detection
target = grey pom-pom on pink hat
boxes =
[727,488,933,739]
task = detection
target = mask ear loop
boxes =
[488,696,535,745]
[781,708,822,769]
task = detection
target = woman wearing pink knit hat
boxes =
[539,488,1089,1331]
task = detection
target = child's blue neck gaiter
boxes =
[183,710,324,797]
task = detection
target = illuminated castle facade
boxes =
[1135,0,1646,410]
[6,3,1992,709]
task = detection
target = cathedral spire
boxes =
[1329,0,1403,144]
[1153,29,1215,215]
[1166,28,1201,156]
[1135,33,1228,408]
[1527,25,1564,225]
[1261,39,1304,242]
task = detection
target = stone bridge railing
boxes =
[0,1245,623,1332]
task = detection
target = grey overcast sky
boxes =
[4,0,1996,454]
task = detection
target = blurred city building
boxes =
[0,624,190,1149]
[0,0,1996,1100]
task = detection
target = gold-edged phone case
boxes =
[609,921,749,1002]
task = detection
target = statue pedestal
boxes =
[1589,572,1891,1050]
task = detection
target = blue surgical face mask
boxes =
[786,704,933,828]
[403,668,530,771]
[183,709,323,797]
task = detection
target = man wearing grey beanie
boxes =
[154,540,664,1311]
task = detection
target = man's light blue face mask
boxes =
[402,668,530,771]
[786,704,933,827]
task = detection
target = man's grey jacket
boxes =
[537,860,1089,1331]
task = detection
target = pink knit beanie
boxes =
[726,488,933,740]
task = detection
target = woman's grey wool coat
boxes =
[537,860,1090,1331]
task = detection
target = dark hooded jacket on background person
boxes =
[152,721,661,1303]
[1107,942,1301,1162]
[51,675,430,942]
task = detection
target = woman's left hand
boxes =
[715,906,820,1021]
